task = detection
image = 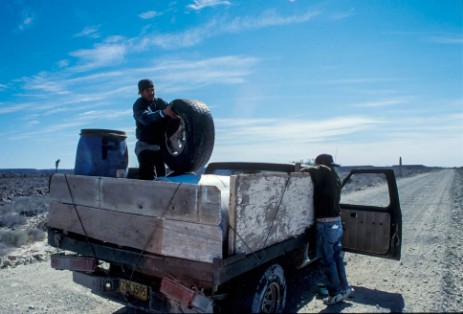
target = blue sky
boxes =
[1,0,462,169]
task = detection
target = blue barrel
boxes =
[74,129,128,178]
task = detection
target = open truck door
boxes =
[340,169,402,260]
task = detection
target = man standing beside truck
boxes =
[133,79,178,180]
[306,153,354,305]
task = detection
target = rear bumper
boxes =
[73,271,171,313]
[73,271,214,313]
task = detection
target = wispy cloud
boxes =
[18,11,34,31]
[10,108,132,140]
[154,56,258,91]
[70,43,127,71]
[387,31,463,45]
[354,98,412,108]
[428,36,463,45]
[0,104,32,115]
[329,8,355,20]
[139,11,161,19]
[225,9,319,31]
[216,116,378,145]
[144,20,218,49]
[74,25,101,38]
[4,55,256,119]
[212,111,463,165]
[22,73,71,95]
[187,0,231,10]
[309,77,405,85]
[78,109,132,120]
[56,59,70,68]
[44,9,319,71]
[212,115,380,163]
[141,9,319,50]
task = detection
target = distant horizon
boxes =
[0,163,452,172]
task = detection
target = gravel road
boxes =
[291,168,463,313]
[0,169,461,313]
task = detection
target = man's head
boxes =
[315,154,340,167]
[138,79,155,101]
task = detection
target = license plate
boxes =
[119,279,149,302]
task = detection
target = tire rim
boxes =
[261,281,281,313]
[165,118,186,156]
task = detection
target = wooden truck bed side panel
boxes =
[49,202,223,263]
[49,174,222,225]
[48,174,223,263]
[228,172,314,255]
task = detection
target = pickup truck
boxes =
[47,161,402,313]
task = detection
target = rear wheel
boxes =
[250,264,287,313]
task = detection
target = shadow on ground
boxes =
[285,263,405,313]
[111,262,404,313]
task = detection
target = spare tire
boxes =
[160,99,215,173]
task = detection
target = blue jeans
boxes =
[316,220,349,296]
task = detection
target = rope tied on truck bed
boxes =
[127,182,184,283]
[63,174,97,257]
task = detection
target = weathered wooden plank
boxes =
[228,173,314,255]
[50,174,100,207]
[49,174,222,225]
[48,201,223,263]
[48,201,163,253]
[161,219,223,263]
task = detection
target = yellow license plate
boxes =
[119,279,149,302]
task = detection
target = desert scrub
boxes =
[0,195,49,228]
[0,213,27,228]
[0,228,45,247]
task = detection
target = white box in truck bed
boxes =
[48,172,314,263]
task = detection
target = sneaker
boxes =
[323,293,344,305]
[342,287,354,300]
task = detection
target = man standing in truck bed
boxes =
[133,79,178,180]
[306,154,354,305]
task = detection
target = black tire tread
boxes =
[161,99,215,173]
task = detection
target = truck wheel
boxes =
[161,99,215,173]
[250,264,287,313]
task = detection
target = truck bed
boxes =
[48,171,314,267]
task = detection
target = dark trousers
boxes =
[137,150,166,180]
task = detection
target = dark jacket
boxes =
[307,165,341,218]
[133,96,169,145]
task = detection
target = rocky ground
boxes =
[0,174,52,268]
[0,166,461,313]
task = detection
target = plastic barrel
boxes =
[74,129,129,178]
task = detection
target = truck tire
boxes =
[250,264,287,313]
[161,99,215,173]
